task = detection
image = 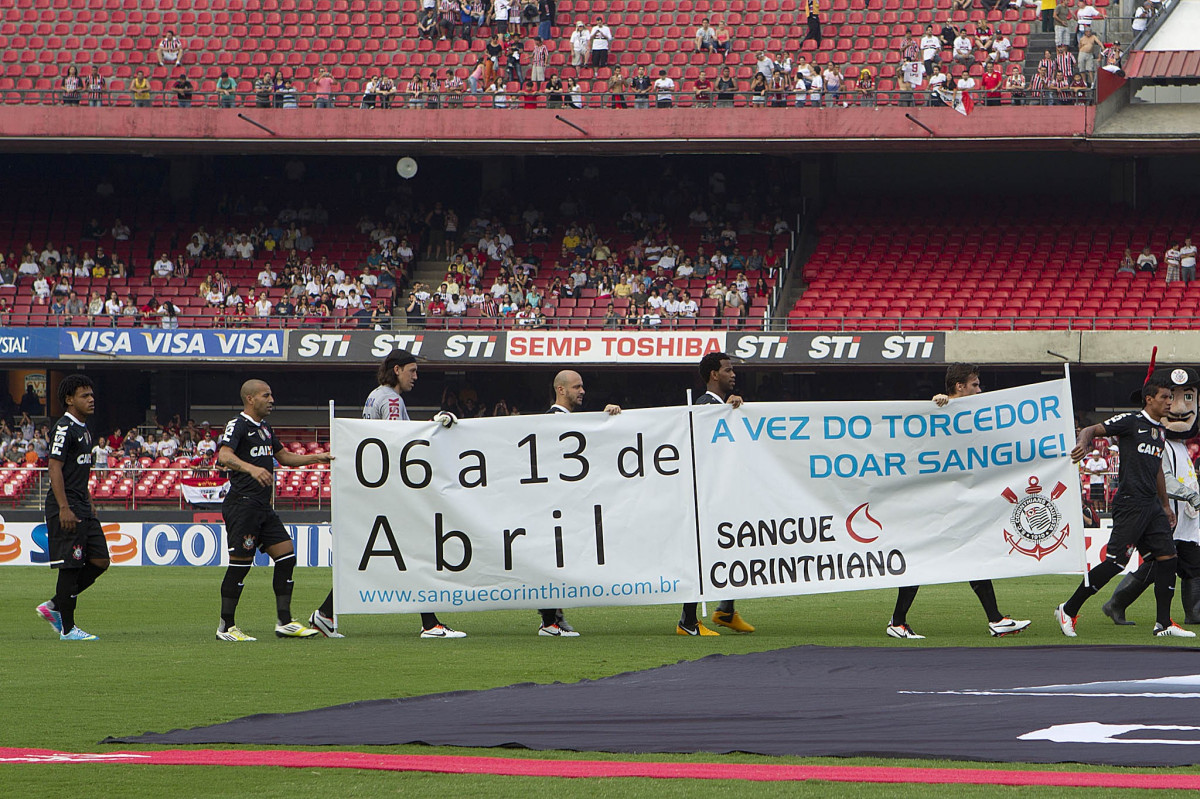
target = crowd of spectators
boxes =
[44,0,1136,109]
[1117,237,1199,284]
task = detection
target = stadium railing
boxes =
[17,88,1097,108]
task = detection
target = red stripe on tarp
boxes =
[1125,49,1200,79]
[0,747,1198,788]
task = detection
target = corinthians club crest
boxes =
[1001,476,1070,561]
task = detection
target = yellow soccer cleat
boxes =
[711,610,755,633]
[274,621,319,639]
[215,625,257,642]
[676,622,720,636]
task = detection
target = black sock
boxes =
[1064,559,1124,617]
[891,585,919,626]
[1154,558,1178,627]
[420,612,441,629]
[220,563,252,630]
[680,602,698,628]
[970,580,1003,623]
[53,568,82,633]
[74,561,108,596]
[539,608,558,626]
[319,590,334,619]
[272,553,296,626]
[716,600,735,614]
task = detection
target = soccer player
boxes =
[678,352,753,636]
[214,379,333,641]
[36,374,108,641]
[1056,375,1196,638]
[886,363,1032,639]
[539,370,621,637]
[309,350,466,639]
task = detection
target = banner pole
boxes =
[329,399,338,629]
[687,389,705,619]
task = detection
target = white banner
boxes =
[333,379,1085,614]
[180,478,231,504]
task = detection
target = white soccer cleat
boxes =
[989,617,1032,637]
[215,625,257,642]
[60,626,98,641]
[1054,604,1078,637]
[420,624,467,639]
[1154,621,1197,638]
[274,621,319,639]
[885,623,925,639]
[36,601,63,635]
[538,623,581,637]
[309,611,345,639]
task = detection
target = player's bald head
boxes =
[553,370,581,390]
[240,379,269,402]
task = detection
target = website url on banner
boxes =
[358,575,681,606]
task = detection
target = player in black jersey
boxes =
[214,379,334,642]
[35,374,107,641]
[1056,375,1195,638]
[678,352,753,636]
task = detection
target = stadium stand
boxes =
[788,200,1200,331]
[0,0,1074,104]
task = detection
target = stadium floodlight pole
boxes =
[329,399,338,633]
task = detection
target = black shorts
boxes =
[223,496,291,559]
[1176,540,1200,579]
[1107,501,1175,562]
[1089,483,1105,501]
[47,515,108,569]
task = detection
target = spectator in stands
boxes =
[653,70,675,108]
[492,0,512,34]
[822,63,843,107]
[439,0,459,40]
[1131,1,1151,36]
[530,37,549,87]
[981,63,1003,105]
[1053,3,1073,47]
[131,69,152,107]
[216,71,237,107]
[1054,44,1076,81]
[750,72,768,107]
[1074,0,1103,42]
[39,242,60,271]
[715,21,733,57]
[570,21,590,69]
[1117,247,1137,274]
[856,68,875,107]
[1077,28,1101,80]
[800,0,822,47]
[1040,0,1055,31]
[1004,64,1026,104]
[1102,41,1125,75]
[920,26,942,79]
[589,18,613,68]
[990,30,1012,63]
[153,253,176,278]
[607,66,628,108]
[255,72,273,107]
[419,9,439,40]
[61,66,82,106]
[279,77,299,108]
[631,66,651,108]
[158,30,185,69]
[1137,245,1158,273]
[927,64,947,105]
[255,293,274,318]
[716,67,736,107]
[31,275,51,304]
[65,290,85,321]
[538,0,556,41]
[84,69,106,107]
[952,30,976,68]
[158,299,180,329]
[173,74,194,107]
[1182,237,1198,283]
[694,70,713,107]
[696,19,718,52]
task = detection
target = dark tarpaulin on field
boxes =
[105,645,1200,767]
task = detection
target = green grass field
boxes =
[3,567,1199,797]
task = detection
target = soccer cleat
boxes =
[274,621,319,639]
[538,623,580,637]
[60,626,98,641]
[215,626,257,642]
[1153,621,1197,638]
[885,623,926,639]
[1054,604,1078,637]
[677,622,720,636]
[555,618,577,633]
[309,611,345,639]
[36,601,63,635]
[419,624,467,639]
[989,617,1032,637]
[711,610,755,633]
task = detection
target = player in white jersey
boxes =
[310,350,467,639]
